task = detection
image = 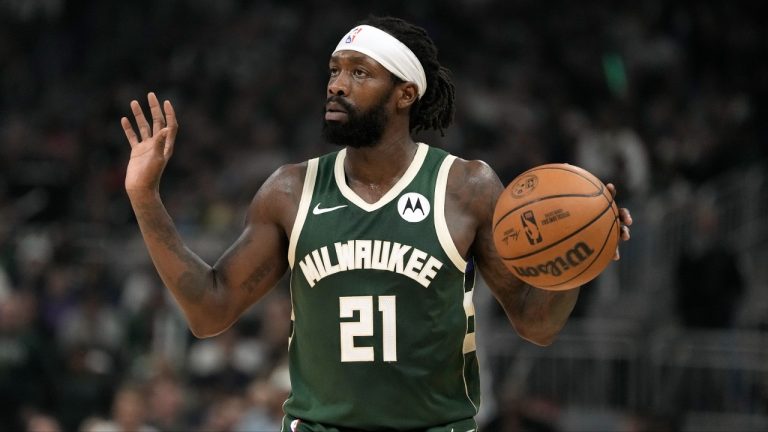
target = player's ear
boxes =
[396,82,419,110]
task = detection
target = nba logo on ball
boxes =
[398,192,430,223]
[521,210,543,245]
[492,163,620,291]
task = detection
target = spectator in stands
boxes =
[574,102,651,202]
[675,198,745,328]
[24,411,62,432]
[146,375,189,432]
[99,384,157,432]
[0,291,57,430]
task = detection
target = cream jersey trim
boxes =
[288,158,319,268]
[334,143,428,212]
[434,155,467,272]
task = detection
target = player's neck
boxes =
[343,132,418,199]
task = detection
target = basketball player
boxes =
[121,16,632,432]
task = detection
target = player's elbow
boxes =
[185,313,235,339]
[520,331,557,347]
[188,321,231,339]
[188,324,214,339]
[515,324,560,347]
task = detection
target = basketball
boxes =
[492,163,620,291]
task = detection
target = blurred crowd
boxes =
[0,0,766,430]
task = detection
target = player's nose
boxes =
[328,73,350,96]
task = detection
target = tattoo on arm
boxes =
[135,199,179,247]
[177,271,207,303]
[240,260,274,294]
[133,197,214,303]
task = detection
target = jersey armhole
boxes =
[288,158,319,269]
[434,155,468,272]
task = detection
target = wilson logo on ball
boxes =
[511,242,595,278]
[521,210,543,245]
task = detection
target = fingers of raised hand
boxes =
[123,95,177,160]
[606,183,617,199]
[130,100,151,141]
[163,100,178,135]
[121,117,139,147]
[148,92,166,135]
[162,101,177,158]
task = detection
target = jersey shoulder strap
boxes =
[288,157,320,268]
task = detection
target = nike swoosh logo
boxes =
[312,203,347,215]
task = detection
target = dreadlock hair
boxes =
[358,16,455,136]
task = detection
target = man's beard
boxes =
[321,93,390,148]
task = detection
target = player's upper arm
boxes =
[452,159,528,301]
[210,162,307,321]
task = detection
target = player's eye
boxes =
[329,67,339,77]
[353,68,368,78]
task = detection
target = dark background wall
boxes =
[1,1,766,431]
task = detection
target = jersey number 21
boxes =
[339,295,397,362]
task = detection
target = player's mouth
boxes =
[325,101,349,121]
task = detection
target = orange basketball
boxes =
[492,163,620,291]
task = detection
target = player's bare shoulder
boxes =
[446,157,504,221]
[442,157,505,256]
[247,162,309,233]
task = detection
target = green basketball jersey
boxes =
[283,143,480,431]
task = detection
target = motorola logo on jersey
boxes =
[397,192,430,223]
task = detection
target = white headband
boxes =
[333,25,427,99]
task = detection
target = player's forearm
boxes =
[496,282,580,346]
[517,285,580,346]
[127,190,229,336]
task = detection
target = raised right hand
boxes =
[122,92,178,193]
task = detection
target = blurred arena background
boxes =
[1,0,767,431]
